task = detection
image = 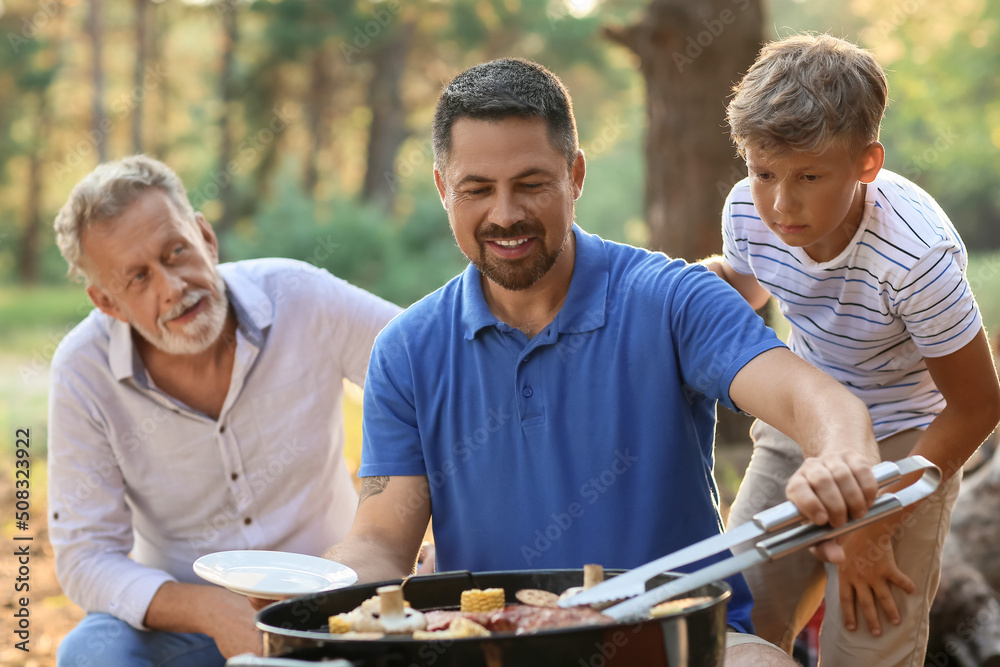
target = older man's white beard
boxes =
[131,274,229,356]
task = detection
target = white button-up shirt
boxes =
[47,258,401,629]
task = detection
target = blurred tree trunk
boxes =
[18,6,65,284]
[361,21,416,212]
[607,0,764,447]
[606,0,763,262]
[215,0,238,232]
[303,46,333,196]
[151,0,169,159]
[19,92,50,285]
[132,0,148,153]
[88,0,108,163]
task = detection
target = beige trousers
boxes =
[727,420,961,667]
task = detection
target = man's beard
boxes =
[469,220,570,291]
[131,272,229,356]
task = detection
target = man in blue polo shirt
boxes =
[324,59,883,663]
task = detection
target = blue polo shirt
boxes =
[360,226,786,633]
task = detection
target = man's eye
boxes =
[130,271,147,286]
[755,173,771,181]
[523,183,543,189]
[803,174,819,182]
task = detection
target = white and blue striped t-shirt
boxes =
[723,170,982,440]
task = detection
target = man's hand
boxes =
[784,449,880,565]
[834,522,916,636]
[784,450,879,529]
[201,588,264,658]
[731,348,882,562]
[144,582,262,658]
[248,595,285,611]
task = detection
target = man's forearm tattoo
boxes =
[359,476,390,504]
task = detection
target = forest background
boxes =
[1,0,999,665]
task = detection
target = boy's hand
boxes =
[835,522,916,636]
[699,255,771,310]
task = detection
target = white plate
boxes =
[193,550,358,600]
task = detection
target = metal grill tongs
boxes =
[560,455,941,623]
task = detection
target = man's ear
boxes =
[433,167,448,211]
[86,285,128,323]
[571,150,586,200]
[859,142,885,184]
[194,212,219,262]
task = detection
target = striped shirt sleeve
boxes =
[722,181,754,275]
[893,241,982,358]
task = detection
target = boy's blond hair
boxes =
[727,34,888,157]
[54,155,197,283]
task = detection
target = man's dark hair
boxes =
[432,58,579,173]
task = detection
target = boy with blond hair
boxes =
[704,34,1000,666]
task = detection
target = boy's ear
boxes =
[859,142,885,184]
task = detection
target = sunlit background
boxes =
[0,2,998,664]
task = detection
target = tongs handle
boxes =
[755,455,941,559]
[751,456,937,533]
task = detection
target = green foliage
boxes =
[221,162,468,306]
[0,285,91,333]
[968,252,1000,333]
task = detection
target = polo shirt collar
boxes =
[108,265,272,381]
[461,224,609,340]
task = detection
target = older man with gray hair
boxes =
[47,155,400,664]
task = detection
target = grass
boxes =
[0,285,92,455]
[0,285,94,355]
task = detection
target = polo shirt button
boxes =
[523,386,533,397]
[219,425,226,434]
[244,517,252,525]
